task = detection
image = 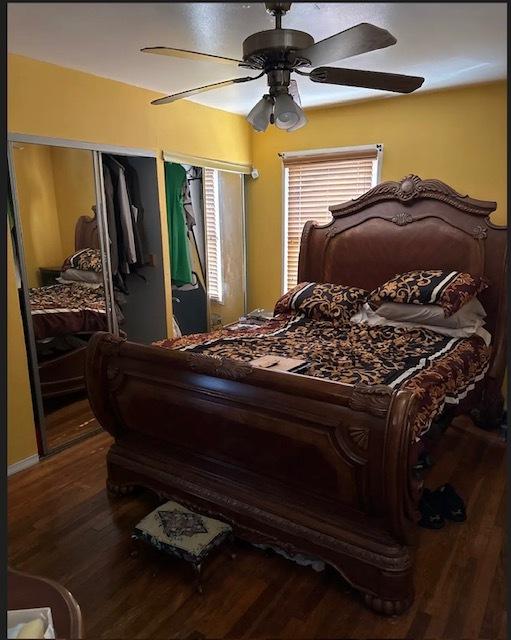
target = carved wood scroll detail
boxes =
[391,212,413,226]
[329,174,497,218]
[349,384,393,418]
[472,224,488,239]
[187,354,253,381]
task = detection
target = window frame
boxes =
[281,144,383,294]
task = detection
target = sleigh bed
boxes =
[86,175,506,614]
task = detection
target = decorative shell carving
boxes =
[348,425,370,451]
[391,212,413,226]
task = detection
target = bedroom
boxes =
[6,2,506,639]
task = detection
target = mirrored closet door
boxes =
[8,139,170,456]
[8,141,115,454]
[166,161,247,335]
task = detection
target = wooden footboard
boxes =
[86,332,424,614]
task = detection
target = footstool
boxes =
[133,500,234,593]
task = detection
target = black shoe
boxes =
[433,484,466,522]
[418,488,445,529]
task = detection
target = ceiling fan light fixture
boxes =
[286,105,307,132]
[247,94,274,132]
[273,93,301,130]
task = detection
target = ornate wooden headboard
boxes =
[75,208,100,252]
[298,174,507,383]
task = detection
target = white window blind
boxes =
[283,149,379,291]
[203,168,223,303]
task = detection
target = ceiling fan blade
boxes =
[289,79,301,106]
[141,47,243,66]
[298,23,397,67]
[151,76,259,105]
[309,67,424,93]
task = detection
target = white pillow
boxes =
[374,297,486,329]
[351,301,491,346]
[60,268,103,284]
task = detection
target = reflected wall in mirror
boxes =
[10,143,108,453]
[166,162,247,336]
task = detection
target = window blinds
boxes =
[283,150,378,291]
[203,168,223,303]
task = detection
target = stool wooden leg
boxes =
[193,563,204,595]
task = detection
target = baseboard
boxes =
[7,454,39,477]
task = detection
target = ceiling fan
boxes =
[142,2,424,132]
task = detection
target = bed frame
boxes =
[86,175,506,614]
[38,213,100,400]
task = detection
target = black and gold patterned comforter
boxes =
[156,314,490,441]
[30,282,108,340]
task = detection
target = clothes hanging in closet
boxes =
[164,162,193,287]
[102,155,147,291]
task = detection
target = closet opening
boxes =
[164,161,247,336]
[101,153,167,345]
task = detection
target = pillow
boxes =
[59,267,103,284]
[351,302,491,346]
[274,282,368,324]
[368,270,488,317]
[62,248,102,273]
[374,297,486,329]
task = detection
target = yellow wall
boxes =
[247,81,507,309]
[7,230,38,466]
[7,53,252,465]
[51,147,97,258]
[12,144,64,287]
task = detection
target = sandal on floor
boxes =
[418,488,445,529]
[433,483,467,522]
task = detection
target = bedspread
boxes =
[156,314,490,441]
[29,282,108,340]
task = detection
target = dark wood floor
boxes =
[44,394,100,450]
[8,417,506,639]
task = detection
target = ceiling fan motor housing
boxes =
[242,29,314,70]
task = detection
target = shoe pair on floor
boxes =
[418,483,466,529]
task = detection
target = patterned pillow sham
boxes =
[368,270,488,317]
[274,282,368,324]
[62,248,103,273]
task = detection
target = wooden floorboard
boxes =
[44,395,101,450]
[8,417,506,639]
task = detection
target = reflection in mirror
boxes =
[10,143,109,453]
[166,163,246,336]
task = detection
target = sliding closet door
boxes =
[7,141,113,455]
[208,170,247,327]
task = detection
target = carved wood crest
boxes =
[329,174,497,218]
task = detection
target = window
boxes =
[203,168,223,303]
[283,146,381,291]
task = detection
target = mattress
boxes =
[29,282,108,340]
[155,313,490,441]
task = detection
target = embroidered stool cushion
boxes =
[133,500,232,566]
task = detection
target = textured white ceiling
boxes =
[8,2,507,115]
